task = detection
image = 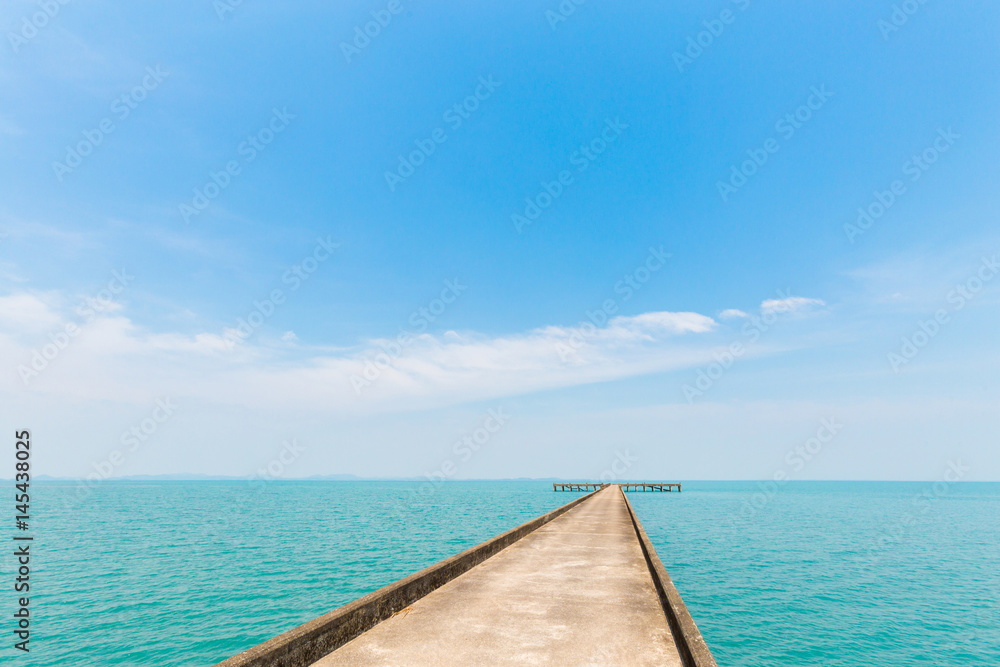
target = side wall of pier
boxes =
[217,486,716,667]
[217,489,599,667]
[620,488,716,667]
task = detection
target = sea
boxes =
[3,481,997,666]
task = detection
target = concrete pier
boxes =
[218,485,716,667]
[552,482,608,492]
[621,482,681,492]
[553,482,682,492]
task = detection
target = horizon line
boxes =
[13,476,999,483]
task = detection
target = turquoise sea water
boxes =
[3,481,997,666]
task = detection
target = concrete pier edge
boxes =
[215,488,602,667]
[620,487,718,667]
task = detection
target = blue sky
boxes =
[2,1,998,480]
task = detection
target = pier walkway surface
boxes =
[219,485,716,667]
[315,486,681,665]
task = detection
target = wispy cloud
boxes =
[0,292,63,331]
[0,115,24,136]
[760,296,825,315]
[2,292,729,412]
[843,238,1000,311]
[0,216,98,248]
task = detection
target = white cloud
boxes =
[760,296,825,315]
[0,115,24,136]
[719,308,749,319]
[2,293,724,412]
[843,239,1000,310]
[0,292,63,331]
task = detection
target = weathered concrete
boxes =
[218,485,717,667]
[216,488,600,667]
[552,482,681,492]
[621,491,716,667]
[552,482,609,492]
[313,486,684,666]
